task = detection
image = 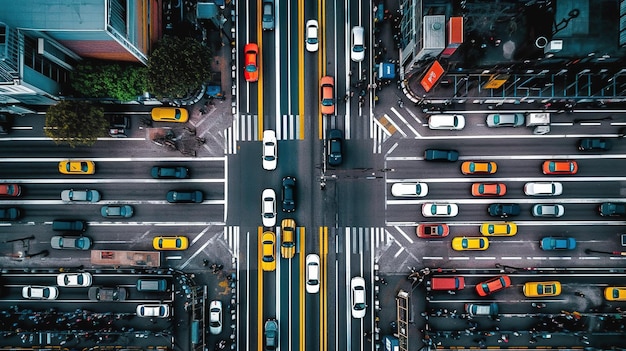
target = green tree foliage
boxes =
[70,61,148,101]
[147,35,212,98]
[45,101,108,147]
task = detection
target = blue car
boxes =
[540,237,576,251]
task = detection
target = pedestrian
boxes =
[575,291,585,298]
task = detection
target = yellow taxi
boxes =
[480,222,517,236]
[152,236,189,250]
[280,219,296,259]
[58,160,95,175]
[151,107,189,123]
[451,237,489,251]
[261,231,276,271]
[523,281,561,297]
[604,287,626,301]
[461,161,497,175]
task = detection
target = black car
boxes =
[599,202,626,217]
[328,129,343,166]
[0,113,15,134]
[424,149,459,162]
[151,166,189,179]
[488,203,521,218]
[0,207,21,220]
[578,138,612,151]
[281,176,296,213]
[264,319,278,351]
[88,286,127,301]
[166,190,203,203]
[107,115,130,137]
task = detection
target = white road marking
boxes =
[393,225,414,244]
[390,107,420,137]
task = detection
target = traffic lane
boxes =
[387,182,621,204]
[279,254,302,351]
[385,157,626,179]
[0,159,226,179]
[0,203,224,226]
[1,182,225,201]
[387,202,621,225]
[386,136,626,158]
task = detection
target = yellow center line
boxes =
[257,226,264,351]
[257,0,264,140]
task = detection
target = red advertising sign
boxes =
[420,60,445,92]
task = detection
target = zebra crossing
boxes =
[343,227,394,254]
[224,114,390,154]
[222,226,393,255]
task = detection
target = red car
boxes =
[243,43,259,82]
[416,224,450,238]
[320,76,335,115]
[542,160,578,175]
[0,183,21,197]
[471,183,506,197]
[475,275,511,296]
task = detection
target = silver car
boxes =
[61,189,100,202]
[486,113,525,127]
[532,204,564,217]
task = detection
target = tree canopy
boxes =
[147,35,213,99]
[70,61,148,101]
[45,101,108,148]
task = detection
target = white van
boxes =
[524,182,563,196]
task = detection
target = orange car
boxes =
[461,161,497,175]
[471,183,506,197]
[416,224,449,238]
[475,275,511,296]
[320,76,335,115]
[542,160,578,175]
[243,43,259,82]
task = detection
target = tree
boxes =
[70,61,148,101]
[45,101,108,148]
[147,35,212,99]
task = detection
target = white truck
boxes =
[526,112,550,134]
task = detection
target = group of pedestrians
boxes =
[0,306,171,346]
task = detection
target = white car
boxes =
[22,286,59,300]
[262,130,277,171]
[60,189,101,202]
[350,276,366,318]
[532,204,565,217]
[57,272,93,287]
[351,26,365,62]
[305,20,319,52]
[428,114,465,130]
[209,300,223,335]
[136,304,170,318]
[261,188,277,227]
[391,182,428,197]
[306,254,320,294]
[524,182,563,196]
[422,203,459,217]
